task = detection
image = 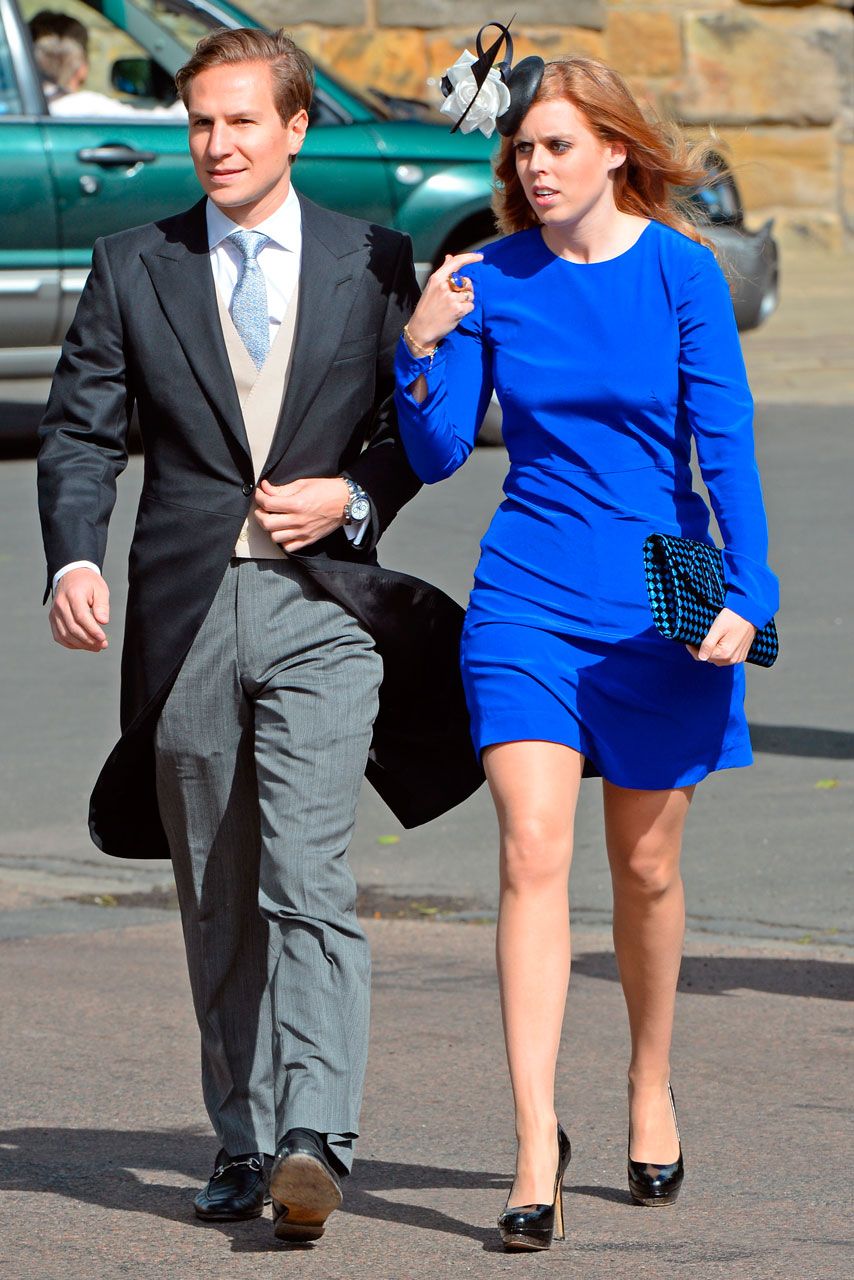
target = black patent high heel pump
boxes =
[627,1083,684,1206]
[498,1123,572,1251]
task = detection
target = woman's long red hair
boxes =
[494,58,715,244]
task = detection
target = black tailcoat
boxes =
[37,194,483,860]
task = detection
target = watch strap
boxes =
[341,475,369,524]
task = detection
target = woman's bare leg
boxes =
[603,781,694,1163]
[484,740,584,1205]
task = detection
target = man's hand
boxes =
[687,607,756,666]
[254,477,350,552]
[50,568,110,652]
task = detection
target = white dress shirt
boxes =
[206,186,302,346]
[53,186,367,591]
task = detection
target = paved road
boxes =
[0,917,848,1280]
[1,384,850,1280]
[1,397,851,946]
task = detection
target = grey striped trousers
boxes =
[154,558,382,1169]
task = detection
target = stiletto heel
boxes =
[498,1123,571,1251]
[552,1171,565,1243]
[627,1083,684,1207]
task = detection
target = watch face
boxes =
[350,496,371,522]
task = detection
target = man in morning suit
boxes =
[37,27,481,1243]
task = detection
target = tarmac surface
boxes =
[0,246,852,1279]
[0,919,849,1280]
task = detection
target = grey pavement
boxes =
[0,919,849,1279]
[0,245,852,1278]
[1,406,851,946]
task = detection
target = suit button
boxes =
[242,482,254,496]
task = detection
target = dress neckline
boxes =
[536,219,653,268]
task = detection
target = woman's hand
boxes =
[405,252,484,351]
[687,607,757,666]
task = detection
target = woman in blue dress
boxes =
[394,54,779,1250]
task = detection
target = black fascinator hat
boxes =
[499,53,547,136]
[439,18,545,139]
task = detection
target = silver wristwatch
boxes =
[342,476,371,524]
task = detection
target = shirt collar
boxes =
[206,184,302,253]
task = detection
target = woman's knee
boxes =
[610,838,682,900]
[501,815,572,890]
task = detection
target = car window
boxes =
[0,16,23,113]
[123,0,381,127]
[309,89,349,128]
[689,155,744,226]
[127,0,220,51]
[308,62,389,121]
[20,0,181,113]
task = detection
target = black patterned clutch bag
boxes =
[643,533,779,668]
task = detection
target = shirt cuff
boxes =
[343,511,370,547]
[52,561,102,594]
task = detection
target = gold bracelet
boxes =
[403,324,439,359]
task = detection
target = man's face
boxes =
[68,53,89,93]
[187,61,308,226]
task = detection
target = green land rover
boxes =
[2,0,777,380]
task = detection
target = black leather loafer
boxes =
[194,1149,268,1221]
[269,1129,343,1243]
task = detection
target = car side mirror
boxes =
[111,57,176,104]
[111,57,153,98]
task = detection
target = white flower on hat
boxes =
[440,50,511,139]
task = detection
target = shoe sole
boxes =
[630,1190,681,1207]
[194,1202,265,1222]
[501,1234,560,1251]
[270,1152,342,1242]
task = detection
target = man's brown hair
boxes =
[176,27,314,125]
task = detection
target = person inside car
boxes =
[29,10,185,118]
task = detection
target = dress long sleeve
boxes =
[393,223,778,643]
[393,278,494,483]
[678,249,779,629]
[389,222,775,790]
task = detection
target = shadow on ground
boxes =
[0,403,43,458]
[0,1123,798,1260]
[749,723,854,760]
[0,1126,529,1252]
[0,399,142,458]
[573,953,853,1001]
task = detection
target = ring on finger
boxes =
[448,273,468,293]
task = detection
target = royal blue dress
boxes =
[394,221,779,788]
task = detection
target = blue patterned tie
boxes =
[228,229,271,369]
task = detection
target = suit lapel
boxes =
[140,200,250,462]
[261,194,362,477]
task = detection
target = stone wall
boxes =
[247,0,854,249]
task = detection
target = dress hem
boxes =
[474,728,753,790]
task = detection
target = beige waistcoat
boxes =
[215,287,299,558]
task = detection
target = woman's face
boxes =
[513,98,626,230]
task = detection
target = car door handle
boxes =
[77,145,157,168]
